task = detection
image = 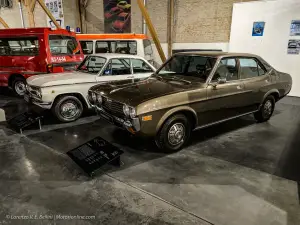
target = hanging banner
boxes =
[45,0,65,29]
[103,0,131,33]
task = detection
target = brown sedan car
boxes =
[88,52,292,151]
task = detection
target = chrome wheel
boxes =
[168,123,185,146]
[263,100,273,117]
[60,102,80,120]
[14,81,26,96]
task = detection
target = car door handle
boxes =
[127,76,134,79]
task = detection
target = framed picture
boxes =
[287,40,300,55]
[290,20,300,36]
[252,22,265,37]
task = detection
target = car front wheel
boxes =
[155,114,191,152]
[254,95,275,122]
[12,77,26,97]
[52,96,83,123]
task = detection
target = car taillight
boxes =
[47,64,64,73]
[47,64,53,73]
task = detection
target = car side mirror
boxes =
[217,77,227,84]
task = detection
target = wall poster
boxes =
[45,0,65,29]
[103,0,131,33]
[290,20,300,36]
[252,22,265,36]
[287,40,300,55]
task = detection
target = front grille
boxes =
[102,97,124,118]
[27,85,40,98]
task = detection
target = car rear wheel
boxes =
[155,114,191,152]
[12,77,26,97]
[52,96,83,123]
[254,95,275,123]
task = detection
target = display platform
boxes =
[67,136,124,177]
[7,111,43,134]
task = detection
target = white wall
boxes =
[229,0,300,97]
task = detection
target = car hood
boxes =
[26,71,97,87]
[90,76,203,106]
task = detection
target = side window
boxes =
[104,59,131,75]
[240,58,265,79]
[212,58,238,82]
[131,59,153,73]
[115,41,137,55]
[79,56,106,74]
[0,37,39,56]
[96,41,109,53]
[80,41,93,54]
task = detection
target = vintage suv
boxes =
[88,52,292,151]
[25,53,156,122]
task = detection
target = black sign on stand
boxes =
[7,111,43,134]
[67,136,124,177]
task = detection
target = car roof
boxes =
[174,51,259,58]
[89,53,145,60]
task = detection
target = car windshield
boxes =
[156,54,217,82]
[77,56,107,74]
[49,35,80,55]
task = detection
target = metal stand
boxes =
[38,119,42,130]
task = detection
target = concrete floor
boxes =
[0,88,299,225]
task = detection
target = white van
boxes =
[77,33,155,65]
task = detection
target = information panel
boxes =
[67,137,124,176]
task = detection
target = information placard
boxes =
[7,111,43,133]
[67,137,124,176]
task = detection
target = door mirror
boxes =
[217,77,227,84]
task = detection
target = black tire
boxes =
[52,95,83,123]
[254,95,275,123]
[155,114,191,152]
[12,77,26,97]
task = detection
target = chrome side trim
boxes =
[194,110,259,131]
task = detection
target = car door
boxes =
[96,58,134,83]
[205,57,249,124]
[131,58,155,81]
[238,57,272,112]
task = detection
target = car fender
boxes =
[156,106,198,132]
[41,83,94,108]
[261,89,280,104]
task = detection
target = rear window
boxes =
[49,35,80,55]
[143,39,153,56]
[0,37,39,56]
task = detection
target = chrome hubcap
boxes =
[60,102,79,119]
[15,81,26,96]
[263,100,273,117]
[168,123,185,146]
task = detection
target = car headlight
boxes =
[97,94,103,105]
[91,92,97,102]
[129,107,136,119]
[123,104,130,117]
[35,88,42,98]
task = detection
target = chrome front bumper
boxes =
[24,93,52,109]
[92,105,141,133]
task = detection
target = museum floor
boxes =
[0,89,299,225]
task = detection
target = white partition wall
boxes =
[229,0,300,97]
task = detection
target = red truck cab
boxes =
[0,27,84,96]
